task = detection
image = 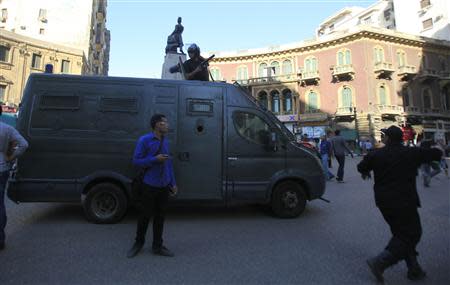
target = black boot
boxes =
[367,250,398,283]
[405,254,426,281]
[127,242,144,258]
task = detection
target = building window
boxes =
[233,111,271,145]
[373,46,385,63]
[38,9,47,22]
[270,61,280,76]
[258,63,267,77]
[258,91,268,109]
[422,18,433,30]
[304,56,318,72]
[282,60,292,75]
[0,45,10,62]
[31,54,42,69]
[210,68,221,81]
[378,85,388,105]
[420,0,431,9]
[341,86,353,107]
[1,9,7,22]
[282,89,293,114]
[0,85,6,103]
[362,16,372,25]
[396,50,407,67]
[402,87,411,107]
[337,49,351,66]
[306,90,318,112]
[61,60,70,73]
[236,66,248,83]
[419,54,428,68]
[271,90,280,114]
[39,28,45,35]
[423,88,432,109]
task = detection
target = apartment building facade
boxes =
[209,26,450,143]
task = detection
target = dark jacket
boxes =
[183,57,209,81]
[357,143,442,208]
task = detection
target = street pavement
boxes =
[0,157,449,285]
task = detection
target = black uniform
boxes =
[357,143,442,260]
[182,57,209,81]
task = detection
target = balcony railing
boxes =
[336,107,355,116]
[440,71,450,79]
[419,68,439,78]
[398,65,417,75]
[404,106,421,114]
[300,70,320,85]
[374,62,395,73]
[245,74,299,85]
[299,111,328,122]
[332,64,355,81]
[375,104,403,114]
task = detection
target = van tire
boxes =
[271,181,306,218]
[83,182,128,224]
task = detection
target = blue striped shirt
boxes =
[132,133,176,188]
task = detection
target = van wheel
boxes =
[83,182,128,224]
[271,181,306,218]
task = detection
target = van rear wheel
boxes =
[271,181,306,218]
[83,182,128,224]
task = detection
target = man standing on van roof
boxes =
[0,107,29,251]
[127,114,177,258]
[330,129,353,182]
[182,44,210,81]
[357,126,442,283]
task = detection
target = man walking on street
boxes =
[320,133,334,180]
[0,108,28,251]
[127,114,177,258]
[357,126,442,283]
[330,129,353,182]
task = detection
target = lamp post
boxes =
[353,106,359,154]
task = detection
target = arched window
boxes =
[271,61,280,76]
[341,86,353,107]
[282,89,293,114]
[379,85,387,105]
[271,90,280,113]
[258,63,267,77]
[337,49,351,66]
[258,91,268,109]
[419,54,428,68]
[423,88,432,109]
[305,56,318,72]
[237,66,248,83]
[373,46,384,63]
[306,90,318,112]
[396,50,406,67]
[402,87,411,107]
[282,60,292,75]
[210,68,221,81]
[444,87,450,111]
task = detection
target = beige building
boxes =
[0,30,86,106]
[0,0,109,75]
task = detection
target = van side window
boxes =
[187,99,213,116]
[233,111,271,145]
[40,95,80,110]
[99,97,138,113]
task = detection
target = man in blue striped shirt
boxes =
[127,114,177,258]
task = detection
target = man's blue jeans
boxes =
[0,171,9,244]
[321,153,334,179]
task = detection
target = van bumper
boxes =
[7,178,81,203]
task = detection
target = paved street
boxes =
[0,157,448,285]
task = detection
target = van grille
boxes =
[99,97,138,113]
[40,95,80,110]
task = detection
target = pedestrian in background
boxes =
[319,134,334,180]
[357,126,442,283]
[0,107,28,251]
[420,139,441,187]
[330,129,353,182]
[127,114,177,258]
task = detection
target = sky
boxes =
[107,0,377,79]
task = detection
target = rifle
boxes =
[200,54,215,68]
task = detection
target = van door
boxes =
[176,85,223,199]
[226,108,285,201]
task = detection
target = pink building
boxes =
[209,26,450,143]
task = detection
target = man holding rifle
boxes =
[170,43,213,81]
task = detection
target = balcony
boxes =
[335,107,355,116]
[300,70,320,86]
[374,62,395,78]
[403,106,422,116]
[422,108,441,116]
[418,68,440,82]
[439,71,450,87]
[332,64,355,81]
[245,74,299,86]
[397,65,417,80]
[298,110,328,122]
[375,104,403,115]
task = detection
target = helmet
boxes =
[187,43,200,55]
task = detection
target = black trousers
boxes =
[335,154,345,180]
[134,184,169,249]
[379,206,422,260]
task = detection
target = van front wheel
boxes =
[83,182,128,224]
[271,181,306,218]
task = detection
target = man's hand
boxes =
[169,186,178,196]
[155,154,169,163]
[361,173,371,180]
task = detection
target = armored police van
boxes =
[7,74,326,223]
